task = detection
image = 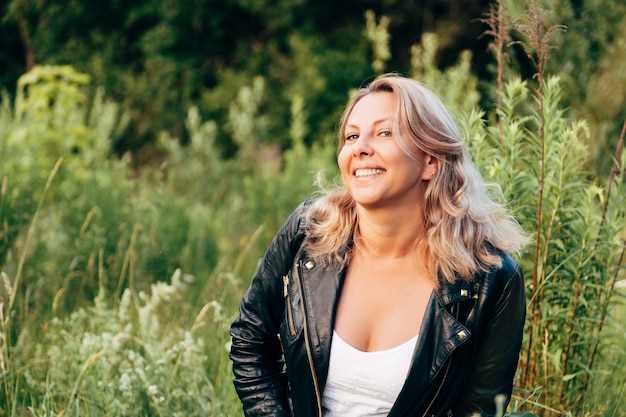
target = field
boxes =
[1,28,625,417]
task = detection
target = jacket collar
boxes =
[435,275,475,305]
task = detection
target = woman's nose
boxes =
[352,135,373,157]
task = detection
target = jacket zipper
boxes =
[421,302,461,417]
[283,274,296,336]
[293,261,323,417]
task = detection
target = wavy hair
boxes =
[305,74,528,283]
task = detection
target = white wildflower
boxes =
[119,372,132,391]
[209,300,223,322]
[118,289,132,323]
[80,332,101,356]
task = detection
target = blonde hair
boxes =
[305,73,528,283]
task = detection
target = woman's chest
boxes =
[332,256,435,352]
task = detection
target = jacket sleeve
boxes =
[452,258,527,417]
[229,202,309,417]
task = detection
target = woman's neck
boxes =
[355,204,426,259]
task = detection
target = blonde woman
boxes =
[230,73,528,417]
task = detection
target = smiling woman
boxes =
[230,73,530,417]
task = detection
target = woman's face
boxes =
[338,92,433,210]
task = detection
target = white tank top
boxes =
[321,330,418,417]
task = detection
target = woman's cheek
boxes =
[337,146,350,176]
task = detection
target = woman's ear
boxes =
[421,154,439,180]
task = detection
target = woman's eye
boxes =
[379,130,392,137]
[345,134,359,141]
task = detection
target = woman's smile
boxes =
[354,168,385,178]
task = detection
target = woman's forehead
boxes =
[346,92,397,125]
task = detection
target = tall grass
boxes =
[474,1,626,414]
[0,64,337,416]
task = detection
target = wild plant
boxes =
[474,1,626,414]
[7,269,238,416]
[410,32,481,117]
[364,10,392,75]
[0,66,90,269]
[164,78,337,282]
[1,68,337,414]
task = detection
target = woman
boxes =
[230,74,528,417]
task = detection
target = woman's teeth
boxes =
[355,168,384,177]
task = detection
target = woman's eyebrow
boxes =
[346,117,393,129]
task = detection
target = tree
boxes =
[0,0,507,162]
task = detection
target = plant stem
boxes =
[600,119,625,229]
[494,0,507,156]
[523,66,546,390]
[9,158,63,312]
[114,222,140,304]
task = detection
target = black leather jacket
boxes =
[230,201,526,417]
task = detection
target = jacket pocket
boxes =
[280,272,302,341]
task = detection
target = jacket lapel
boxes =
[298,256,346,392]
[388,279,473,417]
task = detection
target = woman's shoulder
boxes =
[283,198,316,223]
[474,250,524,299]
[288,198,316,228]
[279,198,320,242]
